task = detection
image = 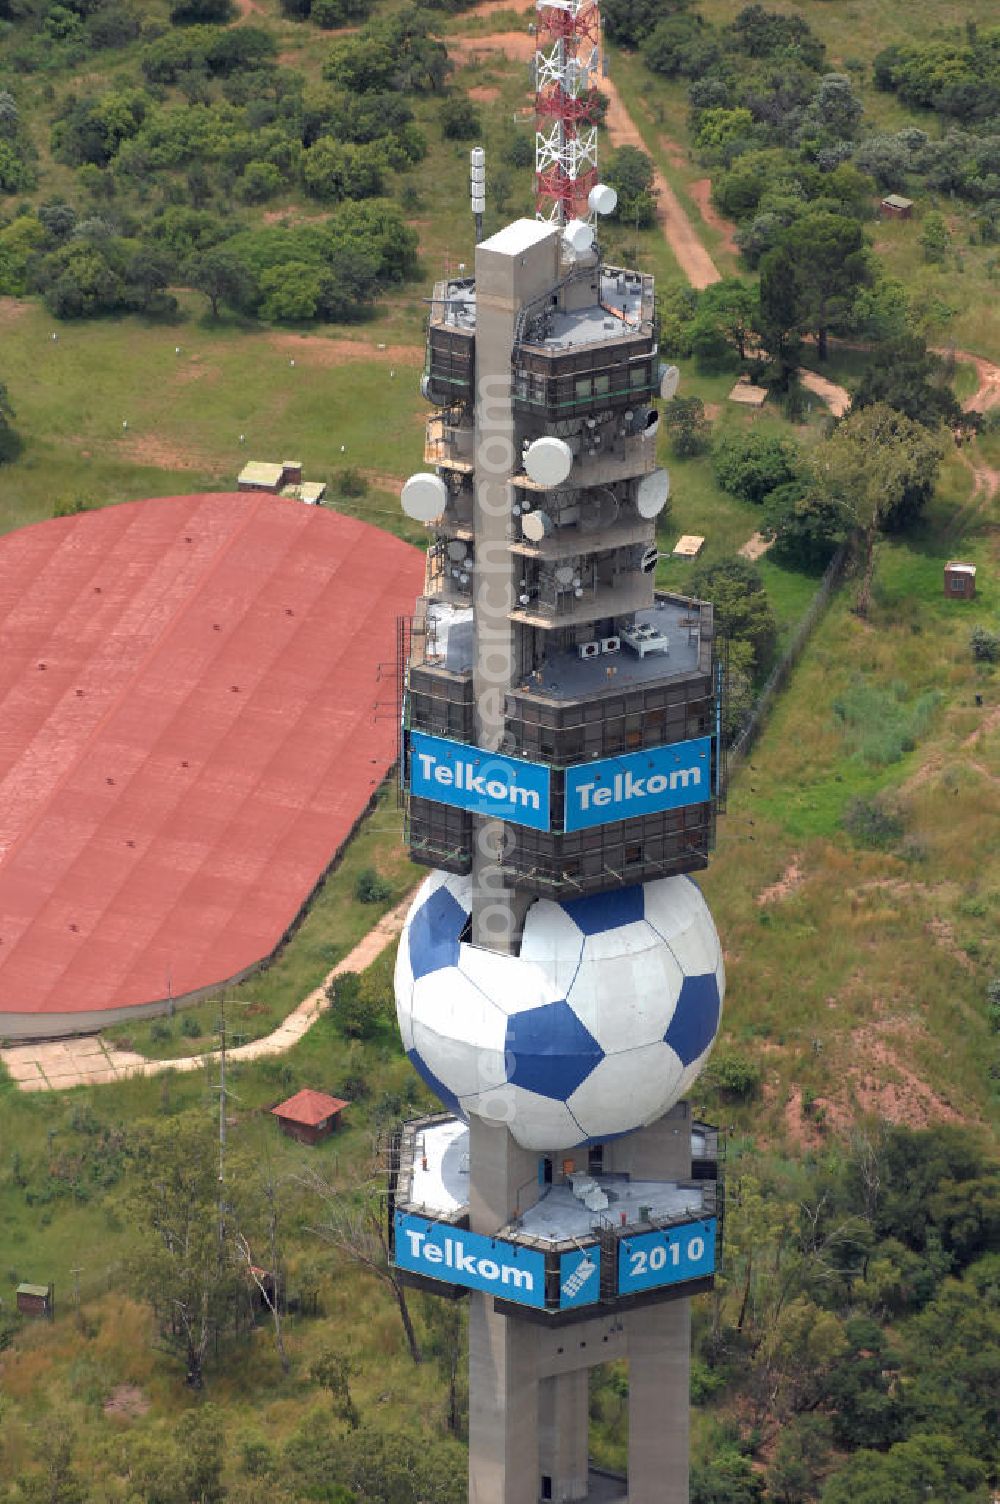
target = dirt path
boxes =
[799,368,851,417]
[0,896,413,1092]
[689,179,739,258]
[958,352,1000,415]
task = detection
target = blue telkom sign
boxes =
[408,731,551,832]
[394,1212,547,1308]
[618,1218,716,1296]
[564,736,712,833]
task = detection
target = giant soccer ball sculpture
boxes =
[395,871,724,1151]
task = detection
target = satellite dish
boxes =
[637,469,670,519]
[641,545,659,574]
[588,182,618,217]
[554,564,575,586]
[522,509,553,543]
[524,436,573,488]
[446,540,468,561]
[563,218,595,254]
[401,472,447,522]
[660,364,681,401]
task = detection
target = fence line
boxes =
[726,542,851,779]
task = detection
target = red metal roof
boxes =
[271,1088,348,1125]
[0,493,422,1023]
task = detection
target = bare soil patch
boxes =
[0,297,30,327]
[266,333,423,367]
[740,531,774,563]
[783,1086,823,1151]
[468,85,501,102]
[689,178,739,256]
[756,856,803,905]
[119,433,214,471]
[103,1385,150,1420]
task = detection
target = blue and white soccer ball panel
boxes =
[643,876,724,981]
[461,1082,587,1153]
[567,1043,686,1140]
[567,941,686,1049]
[518,899,585,998]
[456,943,562,1018]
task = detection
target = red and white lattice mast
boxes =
[534,0,601,224]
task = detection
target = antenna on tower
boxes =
[534,0,601,224]
[470,146,486,244]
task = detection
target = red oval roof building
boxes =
[0,492,422,1039]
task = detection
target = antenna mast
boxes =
[534,0,601,224]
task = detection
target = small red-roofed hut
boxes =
[271,1088,348,1145]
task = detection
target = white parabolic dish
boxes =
[660,364,681,401]
[637,469,671,518]
[588,182,618,217]
[522,510,553,542]
[401,472,447,522]
[525,436,574,488]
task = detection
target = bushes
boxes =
[439,95,480,141]
[841,793,905,850]
[354,867,391,904]
[712,429,801,506]
[970,625,1000,663]
[663,395,710,457]
[703,1051,760,1101]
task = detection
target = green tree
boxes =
[326,970,388,1040]
[810,403,943,613]
[689,278,756,362]
[920,210,950,263]
[852,334,961,428]
[258,260,325,321]
[762,477,843,569]
[311,1348,361,1429]
[186,248,256,318]
[769,210,872,359]
[126,1121,240,1388]
[820,1432,987,1504]
[663,394,710,457]
[170,0,235,21]
[439,95,480,141]
[689,556,777,672]
[606,144,657,229]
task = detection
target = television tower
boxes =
[391,14,725,1501]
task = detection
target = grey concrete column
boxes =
[626,1299,691,1504]
[539,1369,589,1502]
[469,220,559,953]
[469,1292,539,1504]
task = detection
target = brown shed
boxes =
[16,1282,53,1318]
[944,561,977,600]
[271,1088,348,1145]
[880,194,914,219]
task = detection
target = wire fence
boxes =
[726,541,851,781]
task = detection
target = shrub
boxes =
[712,429,801,506]
[986,977,1000,1033]
[842,793,905,849]
[970,625,1000,663]
[354,867,392,904]
[663,394,710,457]
[150,1018,173,1043]
[179,1014,202,1038]
[336,466,368,498]
[440,95,480,141]
[705,1051,760,1100]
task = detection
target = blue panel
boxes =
[618,1219,716,1295]
[394,1212,546,1308]
[407,884,466,982]
[561,885,644,936]
[506,1001,603,1100]
[663,973,721,1066]
[564,736,712,832]
[409,731,551,832]
[406,1048,464,1119]
[558,1246,601,1309]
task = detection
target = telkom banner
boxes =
[564,736,712,832]
[618,1217,716,1296]
[394,1212,547,1307]
[408,731,551,832]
